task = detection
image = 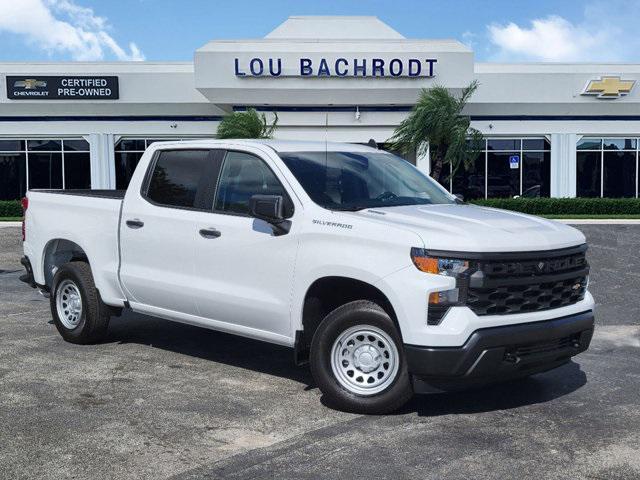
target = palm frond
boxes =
[216,108,278,139]
[387,81,483,179]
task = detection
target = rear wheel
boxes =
[310,300,413,414]
[50,261,110,344]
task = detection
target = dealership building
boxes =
[2,15,640,201]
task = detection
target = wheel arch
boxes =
[294,275,400,365]
[42,238,89,288]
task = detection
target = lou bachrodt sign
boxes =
[6,76,119,100]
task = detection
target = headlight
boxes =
[410,248,472,326]
[410,248,469,276]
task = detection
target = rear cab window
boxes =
[145,149,222,210]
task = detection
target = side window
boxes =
[146,150,217,209]
[214,151,292,216]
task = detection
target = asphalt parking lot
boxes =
[1,223,639,479]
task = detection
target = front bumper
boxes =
[405,310,594,393]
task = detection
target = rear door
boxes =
[119,148,224,315]
[193,149,300,340]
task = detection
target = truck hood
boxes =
[355,204,585,253]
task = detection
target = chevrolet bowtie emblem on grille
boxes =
[583,76,635,98]
[14,79,47,89]
[537,261,545,271]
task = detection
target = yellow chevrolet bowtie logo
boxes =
[14,79,47,89]
[584,76,635,98]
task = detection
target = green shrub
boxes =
[470,198,640,215]
[0,200,22,217]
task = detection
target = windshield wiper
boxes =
[333,205,370,212]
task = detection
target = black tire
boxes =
[50,261,110,344]
[310,300,413,414]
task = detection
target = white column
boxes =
[550,133,578,198]
[415,142,430,175]
[85,133,116,189]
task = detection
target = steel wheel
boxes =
[56,279,83,329]
[330,325,400,396]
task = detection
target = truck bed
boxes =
[32,189,126,199]
[23,189,126,306]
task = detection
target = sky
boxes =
[0,0,639,63]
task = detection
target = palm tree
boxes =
[216,108,278,139]
[388,81,483,184]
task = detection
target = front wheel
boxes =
[310,300,413,414]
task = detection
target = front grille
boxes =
[463,246,589,316]
[467,276,588,315]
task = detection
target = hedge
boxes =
[470,198,640,215]
[0,200,22,217]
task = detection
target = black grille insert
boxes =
[463,246,589,316]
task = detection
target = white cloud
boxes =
[486,1,640,62]
[0,0,145,61]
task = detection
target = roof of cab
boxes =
[151,139,380,153]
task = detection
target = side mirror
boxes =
[249,195,291,235]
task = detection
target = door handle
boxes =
[199,228,221,239]
[126,219,144,229]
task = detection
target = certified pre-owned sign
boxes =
[6,76,119,100]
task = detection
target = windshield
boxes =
[278,151,455,211]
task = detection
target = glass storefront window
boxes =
[64,152,91,189]
[487,152,520,198]
[27,139,63,151]
[437,137,550,199]
[0,153,27,200]
[522,138,551,151]
[487,139,520,151]
[452,157,485,200]
[603,138,636,151]
[0,140,25,151]
[28,152,63,189]
[522,152,551,197]
[0,138,90,200]
[577,138,602,150]
[63,139,90,151]
[603,151,636,197]
[115,152,144,190]
[576,152,601,197]
[576,137,638,198]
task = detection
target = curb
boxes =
[555,219,640,225]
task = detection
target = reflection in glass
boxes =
[452,156,485,200]
[603,138,636,151]
[577,138,602,150]
[0,153,26,200]
[115,152,144,190]
[28,153,63,189]
[522,138,551,151]
[522,152,550,197]
[603,151,635,197]
[487,139,520,151]
[27,139,62,151]
[487,152,519,197]
[64,152,91,189]
[576,152,601,197]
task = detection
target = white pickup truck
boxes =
[20,140,595,413]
